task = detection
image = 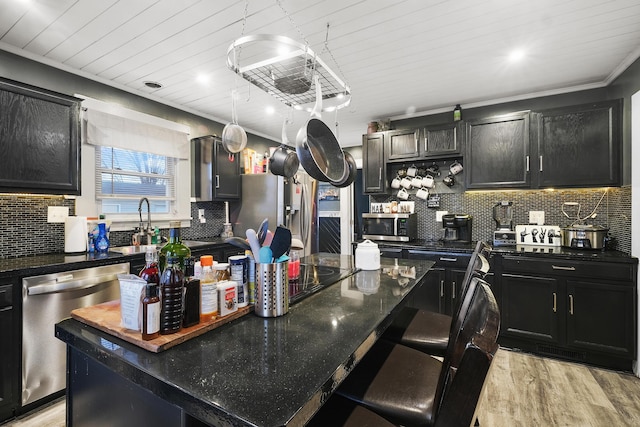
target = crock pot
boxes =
[561,225,609,250]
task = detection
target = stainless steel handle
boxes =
[526,155,530,172]
[569,294,574,315]
[552,292,557,312]
[440,280,445,297]
[27,276,116,296]
[393,217,398,237]
[552,265,576,271]
[215,175,220,188]
[378,167,382,183]
[439,257,457,262]
[452,281,456,299]
[539,155,543,172]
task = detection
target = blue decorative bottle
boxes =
[95,222,110,252]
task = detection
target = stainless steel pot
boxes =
[562,225,609,249]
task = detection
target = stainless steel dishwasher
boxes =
[21,262,129,407]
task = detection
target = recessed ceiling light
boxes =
[265,106,275,115]
[143,81,162,89]
[196,74,210,85]
[509,49,525,62]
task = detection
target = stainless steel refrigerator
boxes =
[235,172,318,256]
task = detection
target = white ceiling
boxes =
[1,0,640,147]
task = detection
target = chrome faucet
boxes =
[132,197,153,245]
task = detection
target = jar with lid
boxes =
[213,262,230,282]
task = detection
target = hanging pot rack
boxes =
[226,33,351,112]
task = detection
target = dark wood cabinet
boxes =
[386,129,420,161]
[421,122,462,158]
[406,250,471,315]
[0,282,17,422]
[533,100,621,188]
[191,136,240,200]
[0,78,80,195]
[362,132,386,194]
[465,111,530,189]
[496,254,636,370]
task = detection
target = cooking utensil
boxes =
[257,218,269,245]
[331,151,357,188]
[221,89,247,159]
[263,230,274,247]
[270,118,300,178]
[258,246,273,264]
[246,228,262,260]
[296,75,345,182]
[270,226,292,261]
[224,237,251,251]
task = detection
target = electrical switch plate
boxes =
[198,209,206,223]
[436,210,448,222]
[529,210,545,225]
[47,206,69,223]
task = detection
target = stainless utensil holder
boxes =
[255,262,289,317]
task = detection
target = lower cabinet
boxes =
[406,250,471,316]
[496,254,637,370]
[0,282,18,422]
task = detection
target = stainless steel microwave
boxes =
[362,213,417,242]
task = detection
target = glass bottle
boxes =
[139,247,160,285]
[199,255,218,322]
[95,222,110,252]
[159,221,191,273]
[182,256,200,328]
[453,104,462,122]
[141,283,160,341]
[159,255,184,335]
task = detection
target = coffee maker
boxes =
[442,214,473,242]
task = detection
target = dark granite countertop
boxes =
[55,254,434,427]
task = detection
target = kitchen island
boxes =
[55,254,434,426]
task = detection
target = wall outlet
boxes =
[198,209,206,223]
[436,210,448,222]
[47,206,69,223]
[529,210,545,225]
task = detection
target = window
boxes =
[96,147,175,214]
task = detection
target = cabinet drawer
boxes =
[407,250,471,269]
[0,285,11,309]
[501,256,635,282]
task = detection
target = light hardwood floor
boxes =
[3,348,640,426]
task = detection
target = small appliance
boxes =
[362,213,417,242]
[492,201,516,246]
[442,214,473,243]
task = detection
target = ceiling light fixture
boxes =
[143,81,163,89]
[509,49,525,62]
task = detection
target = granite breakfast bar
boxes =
[55,255,434,426]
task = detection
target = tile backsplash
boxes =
[372,186,631,254]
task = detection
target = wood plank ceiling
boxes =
[1,0,639,147]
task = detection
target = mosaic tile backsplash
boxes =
[0,187,632,259]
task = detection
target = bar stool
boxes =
[382,241,492,356]
[332,278,500,426]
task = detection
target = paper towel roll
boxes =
[65,216,88,253]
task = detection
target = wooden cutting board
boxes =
[71,300,251,353]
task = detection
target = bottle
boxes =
[453,104,462,122]
[199,255,218,322]
[159,255,184,335]
[139,247,160,285]
[182,256,200,328]
[95,222,110,253]
[159,221,191,273]
[151,226,159,244]
[262,152,268,173]
[141,283,160,341]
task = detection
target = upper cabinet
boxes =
[386,129,420,161]
[191,135,241,200]
[0,78,80,195]
[362,132,387,194]
[465,111,531,189]
[533,100,621,188]
[421,122,462,158]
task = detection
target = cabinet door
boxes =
[0,284,16,421]
[466,112,530,189]
[501,273,560,344]
[535,100,621,188]
[213,139,241,199]
[447,268,468,316]
[407,268,446,314]
[363,133,386,194]
[566,280,635,358]
[422,122,461,157]
[386,129,419,160]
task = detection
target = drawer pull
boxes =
[452,282,456,299]
[552,292,557,313]
[440,280,445,298]
[551,265,576,271]
[439,257,457,262]
[569,294,574,315]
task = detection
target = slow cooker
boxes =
[561,225,609,249]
